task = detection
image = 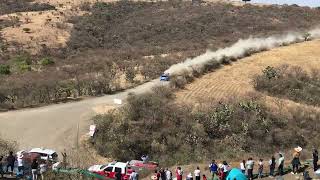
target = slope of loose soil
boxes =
[175,40,320,104]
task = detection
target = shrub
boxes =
[125,67,136,83]
[13,54,32,72]
[254,64,320,106]
[0,136,17,155]
[0,64,10,75]
[22,27,31,33]
[40,57,55,66]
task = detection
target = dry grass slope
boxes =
[175,40,320,104]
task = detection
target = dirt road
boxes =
[0,79,165,153]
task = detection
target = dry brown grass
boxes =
[175,40,320,106]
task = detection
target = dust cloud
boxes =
[165,28,320,75]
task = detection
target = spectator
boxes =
[269,156,276,177]
[218,164,226,180]
[160,168,166,180]
[186,173,193,180]
[240,160,246,174]
[166,168,172,180]
[141,155,149,164]
[0,156,4,178]
[115,171,122,180]
[130,170,139,180]
[246,158,254,180]
[222,161,229,174]
[202,175,207,180]
[154,170,160,180]
[278,153,285,176]
[39,160,47,180]
[258,159,263,178]
[127,166,133,175]
[6,151,15,176]
[194,166,200,180]
[209,160,218,178]
[303,170,311,180]
[17,154,24,175]
[313,149,319,171]
[291,155,301,174]
[31,159,39,180]
[176,167,183,180]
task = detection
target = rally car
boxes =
[160,73,170,81]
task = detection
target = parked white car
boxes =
[29,148,58,162]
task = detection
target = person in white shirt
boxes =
[258,159,264,178]
[186,173,193,180]
[130,170,139,180]
[194,167,201,180]
[240,160,246,174]
[246,158,254,180]
[39,161,47,180]
[278,153,285,176]
[17,156,24,174]
[222,161,229,173]
[165,168,172,180]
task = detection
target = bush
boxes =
[0,64,11,75]
[40,57,55,66]
[0,136,17,155]
[22,27,31,33]
[13,54,32,72]
[254,65,320,106]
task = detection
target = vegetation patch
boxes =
[0,136,17,155]
[93,86,320,165]
[39,57,55,66]
[0,0,56,15]
[0,64,11,75]
[254,65,320,106]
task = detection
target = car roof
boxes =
[108,162,128,168]
[29,148,57,155]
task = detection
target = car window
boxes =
[115,167,122,173]
[104,166,113,172]
[40,153,47,157]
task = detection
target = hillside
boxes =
[1,0,320,111]
[175,40,320,104]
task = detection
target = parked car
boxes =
[160,73,170,81]
[29,148,58,162]
[129,160,158,170]
[88,161,131,179]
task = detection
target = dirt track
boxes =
[0,79,164,153]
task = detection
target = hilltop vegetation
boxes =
[1,1,320,110]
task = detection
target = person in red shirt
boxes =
[202,174,207,180]
[218,165,225,180]
[176,167,183,180]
